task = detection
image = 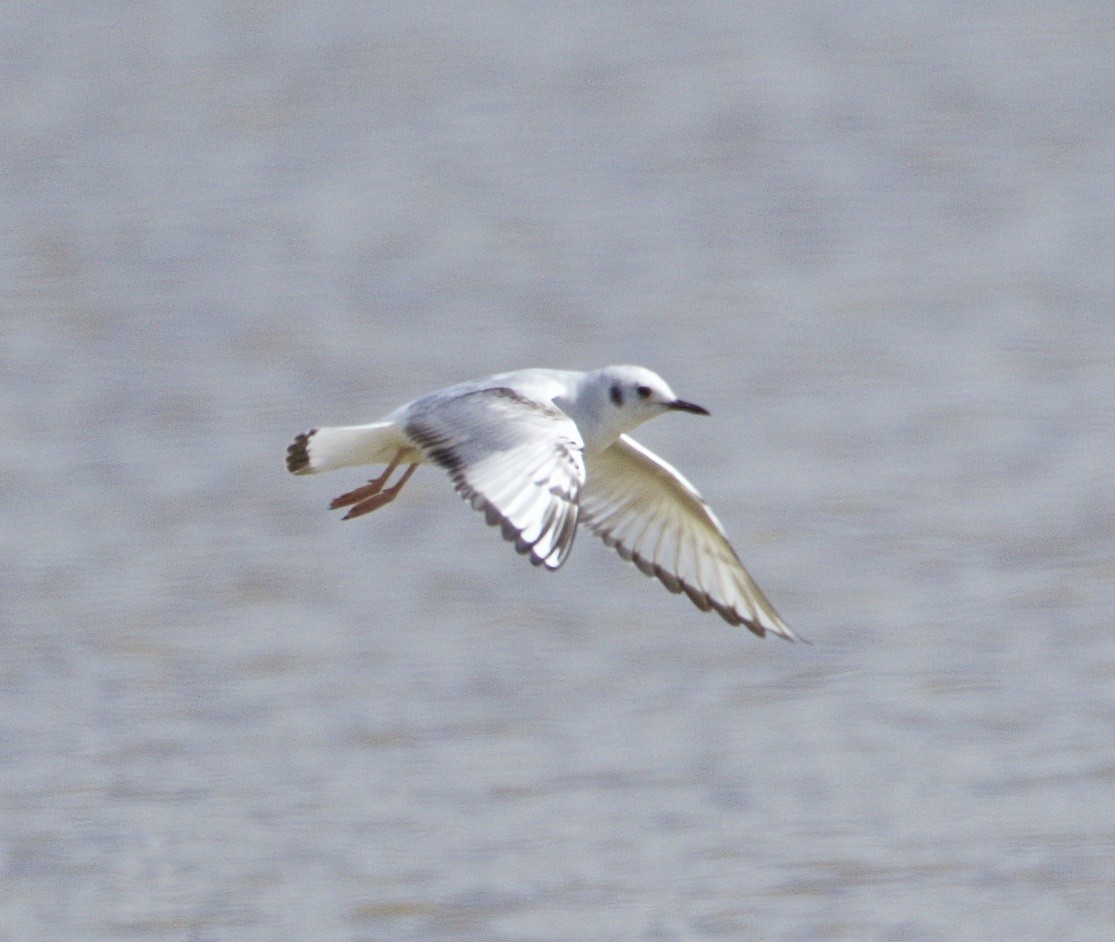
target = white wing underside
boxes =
[581,435,793,639]
[404,387,586,570]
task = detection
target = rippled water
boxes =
[2,4,1112,940]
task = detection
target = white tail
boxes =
[286,422,406,475]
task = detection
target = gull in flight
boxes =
[286,366,793,639]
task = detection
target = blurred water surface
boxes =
[1,3,1112,940]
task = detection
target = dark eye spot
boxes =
[636,385,652,400]
[610,384,623,406]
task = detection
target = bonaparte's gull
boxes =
[287,366,792,639]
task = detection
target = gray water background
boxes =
[1,3,1112,940]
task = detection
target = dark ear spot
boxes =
[636,385,652,400]
[609,384,623,407]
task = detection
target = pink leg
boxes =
[329,454,402,510]
[341,462,418,520]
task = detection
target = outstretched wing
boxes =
[580,435,793,639]
[404,387,585,569]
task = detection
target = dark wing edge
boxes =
[404,388,585,570]
[581,436,794,640]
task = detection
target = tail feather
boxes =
[286,431,315,473]
[285,422,406,475]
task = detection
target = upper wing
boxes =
[581,435,793,639]
[404,387,585,569]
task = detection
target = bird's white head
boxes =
[575,365,709,452]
